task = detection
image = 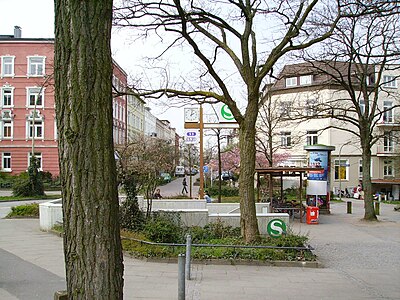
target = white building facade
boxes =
[264,62,400,200]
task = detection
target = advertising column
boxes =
[304,145,335,214]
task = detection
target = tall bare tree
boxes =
[114,0,341,242]
[54,1,124,298]
[295,2,400,220]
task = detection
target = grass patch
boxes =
[6,203,39,218]
[385,200,400,205]
[0,194,61,202]
[221,196,240,203]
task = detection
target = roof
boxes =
[255,167,324,176]
[0,38,54,43]
[270,61,375,92]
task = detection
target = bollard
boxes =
[374,201,380,215]
[185,234,192,280]
[178,254,186,300]
[347,201,352,214]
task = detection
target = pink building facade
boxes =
[1,31,127,176]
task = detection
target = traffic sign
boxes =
[267,219,287,238]
[184,129,199,144]
[203,165,209,173]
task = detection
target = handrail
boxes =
[121,236,314,251]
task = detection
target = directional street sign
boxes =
[184,129,199,144]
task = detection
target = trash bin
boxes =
[306,206,319,224]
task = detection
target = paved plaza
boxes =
[0,199,399,299]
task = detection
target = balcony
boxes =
[376,115,400,128]
[376,145,400,156]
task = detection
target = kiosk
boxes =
[304,145,335,214]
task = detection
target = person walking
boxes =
[182,177,188,194]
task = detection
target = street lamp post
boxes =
[338,141,351,202]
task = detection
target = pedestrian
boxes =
[182,177,188,194]
[153,188,162,199]
[204,191,212,203]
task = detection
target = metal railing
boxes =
[121,236,314,251]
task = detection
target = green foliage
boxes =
[207,185,239,197]
[6,203,39,218]
[121,218,315,262]
[12,157,44,197]
[0,172,15,188]
[118,171,146,231]
[143,212,182,243]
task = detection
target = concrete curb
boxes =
[125,254,322,268]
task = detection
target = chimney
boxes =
[14,26,21,38]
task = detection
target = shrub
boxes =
[12,157,44,197]
[120,197,145,231]
[0,172,15,188]
[207,185,239,197]
[144,212,182,243]
[6,203,39,218]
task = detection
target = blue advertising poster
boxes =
[308,151,328,181]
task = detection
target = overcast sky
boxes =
[1,0,186,134]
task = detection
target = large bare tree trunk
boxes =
[54,1,124,298]
[360,129,377,221]
[239,99,260,243]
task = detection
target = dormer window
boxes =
[286,77,297,87]
[300,75,312,85]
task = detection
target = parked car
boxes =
[174,166,185,177]
[160,172,172,183]
[221,171,235,181]
[186,168,198,176]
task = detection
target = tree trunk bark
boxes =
[238,99,260,243]
[361,136,377,221]
[54,1,124,299]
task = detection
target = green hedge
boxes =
[207,185,239,197]
[6,203,39,218]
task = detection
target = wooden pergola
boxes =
[255,167,324,222]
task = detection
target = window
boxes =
[334,159,349,180]
[383,132,393,152]
[306,131,318,145]
[28,120,43,138]
[2,153,11,171]
[285,77,297,87]
[26,111,44,139]
[1,110,13,139]
[1,87,13,107]
[2,120,12,138]
[28,152,42,171]
[27,56,45,76]
[280,132,292,147]
[279,101,292,117]
[383,75,397,88]
[359,100,365,115]
[384,160,394,176]
[27,87,44,107]
[306,98,318,116]
[359,160,363,178]
[383,101,393,123]
[300,75,312,85]
[1,56,14,77]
